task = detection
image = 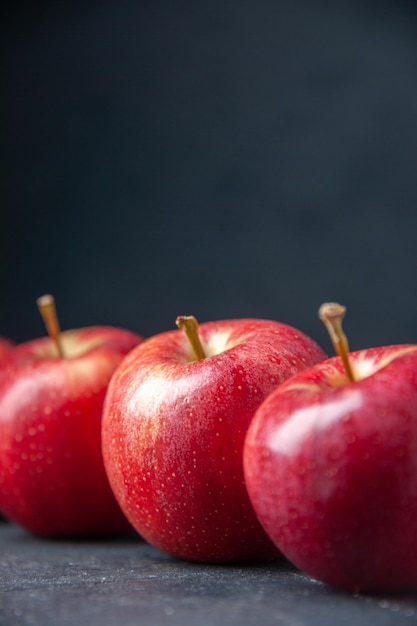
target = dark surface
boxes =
[0,522,416,626]
[3,0,417,352]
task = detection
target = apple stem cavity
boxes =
[37,294,65,358]
[176,315,206,361]
[318,302,356,383]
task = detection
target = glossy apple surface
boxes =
[0,338,15,520]
[0,326,142,538]
[244,344,417,592]
[102,317,326,563]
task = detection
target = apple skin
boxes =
[0,337,15,520]
[0,326,143,538]
[0,337,14,362]
[102,318,326,563]
[244,344,417,593]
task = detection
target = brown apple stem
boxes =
[176,315,206,361]
[318,302,356,382]
[37,294,65,358]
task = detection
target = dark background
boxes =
[2,0,417,355]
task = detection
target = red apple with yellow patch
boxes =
[102,315,326,562]
[0,295,142,538]
[244,303,417,593]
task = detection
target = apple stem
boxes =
[37,294,65,358]
[318,302,356,382]
[176,315,206,361]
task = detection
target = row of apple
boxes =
[0,296,416,595]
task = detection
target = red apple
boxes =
[0,295,143,538]
[102,315,326,563]
[244,303,417,593]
